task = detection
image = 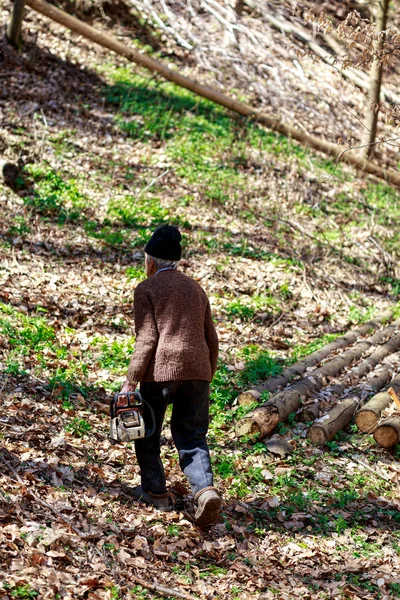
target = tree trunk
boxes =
[374,417,400,448]
[236,324,400,439]
[356,374,400,433]
[308,398,359,445]
[298,402,320,423]
[299,367,391,423]
[363,0,390,159]
[237,307,395,405]
[6,0,26,47]
[25,0,400,187]
[308,369,392,444]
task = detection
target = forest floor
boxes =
[1,1,400,598]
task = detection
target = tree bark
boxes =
[236,324,400,439]
[298,402,320,423]
[237,308,395,405]
[25,0,400,187]
[308,369,392,445]
[308,398,359,445]
[363,0,390,159]
[374,417,400,448]
[299,367,391,423]
[6,0,26,47]
[356,374,400,433]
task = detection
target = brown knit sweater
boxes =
[127,270,219,383]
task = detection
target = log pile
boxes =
[235,318,400,439]
[356,374,400,433]
[237,308,394,405]
[308,370,391,445]
[234,307,400,452]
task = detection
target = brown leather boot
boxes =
[194,487,221,527]
[132,486,175,512]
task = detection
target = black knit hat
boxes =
[144,224,182,261]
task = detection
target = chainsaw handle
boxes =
[110,391,156,438]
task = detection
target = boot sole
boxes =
[195,496,221,527]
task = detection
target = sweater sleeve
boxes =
[204,299,219,379]
[127,285,159,383]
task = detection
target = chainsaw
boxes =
[109,391,155,444]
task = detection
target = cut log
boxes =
[308,397,359,445]
[356,374,400,433]
[301,366,392,424]
[298,402,320,423]
[237,307,395,404]
[308,369,393,444]
[236,324,400,439]
[24,0,400,187]
[374,417,400,448]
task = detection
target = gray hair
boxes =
[145,253,179,272]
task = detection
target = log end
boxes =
[308,425,328,446]
[235,406,280,438]
[235,417,260,438]
[237,389,261,406]
[374,425,399,448]
[355,410,378,434]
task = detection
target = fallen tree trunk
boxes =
[298,402,320,423]
[299,366,392,423]
[236,324,400,439]
[238,307,395,405]
[308,369,392,445]
[24,0,400,187]
[356,373,400,433]
[374,417,400,448]
[308,398,359,445]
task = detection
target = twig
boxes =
[139,169,170,196]
[347,452,391,483]
[132,574,201,600]
[0,453,88,539]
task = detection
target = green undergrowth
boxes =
[0,303,134,397]
[224,293,278,322]
[22,164,89,224]
[295,179,400,256]
[289,333,340,361]
[101,65,348,205]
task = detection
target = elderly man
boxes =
[121,224,221,527]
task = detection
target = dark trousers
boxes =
[135,380,213,497]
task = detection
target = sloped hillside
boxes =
[0,1,400,598]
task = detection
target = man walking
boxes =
[121,224,221,527]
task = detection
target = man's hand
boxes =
[120,379,137,394]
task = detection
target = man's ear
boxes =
[149,257,155,272]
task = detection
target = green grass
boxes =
[3,584,38,599]
[101,66,345,211]
[290,333,340,361]
[225,293,278,322]
[23,164,89,223]
[125,265,145,281]
[0,303,126,395]
[90,337,135,374]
